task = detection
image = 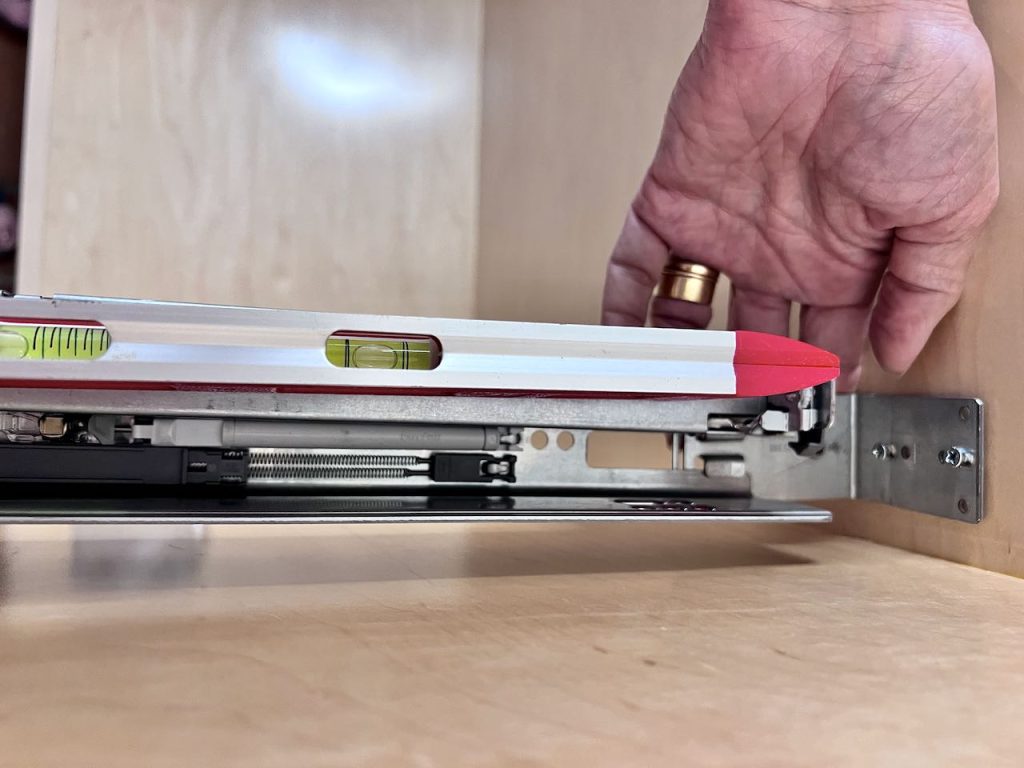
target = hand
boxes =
[602,0,999,390]
[0,0,30,30]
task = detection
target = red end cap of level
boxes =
[733,331,840,397]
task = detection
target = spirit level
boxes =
[0,294,838,397]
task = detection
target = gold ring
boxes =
[655,256,719,305]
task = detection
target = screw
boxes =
[958,498,969,515]
[939,447,975,468]
[871,443,895,460]
[959,406,971,422]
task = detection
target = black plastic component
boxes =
[430,453,515,484]
[0,445,250,486]
[0,444,185,484]
[184,449,249,485]
[789,427,826,457]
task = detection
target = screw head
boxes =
[939,448,962,466]
[871,443,895,460]
[938,446,975,468]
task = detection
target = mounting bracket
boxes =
[685,394,985,523]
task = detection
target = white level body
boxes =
[0,294,837,398]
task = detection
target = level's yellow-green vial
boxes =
[0,323,111,361]
[325,334,440,370]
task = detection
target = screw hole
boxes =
[958,498,970,515]
[556,431,575,451]
[530,430,549,450]
[900,445,912,460]
[959,406,971,422]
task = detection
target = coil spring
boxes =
[249,451,419,468]
[247,451,421,481]
[249,466,410,480]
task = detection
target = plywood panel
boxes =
[477,0,722,325]
[827,0,1024,576]
[18,0,482,316]
[2,522,1023,766]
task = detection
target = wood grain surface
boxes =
[829,1,1024,575]
[0,522,1022,767]
[17,0,483,316]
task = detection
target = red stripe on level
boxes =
[733,331,840,397]
[0,379,725,400]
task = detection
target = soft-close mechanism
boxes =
[0,383,984,524]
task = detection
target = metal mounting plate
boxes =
[677,394,984,523]
[855,396,984,523]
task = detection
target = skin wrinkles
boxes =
[603,0,998,389]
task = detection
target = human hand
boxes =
[0,0,30,30]
[602,0,999,389]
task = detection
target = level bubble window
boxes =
[325,333,441,370]
[0,322,110,361]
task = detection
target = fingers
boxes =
[604,207,711,329]
[601,202,711,331]
[728,286,791,337]
[649,296,712,329]
[602,209,671,327]
[868,232,978,375]
[800,304,872,391]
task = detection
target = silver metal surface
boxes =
[764,386,827,432]
[0,495,831,524]
[0,387,797,433]
[0,391,984,524]
[684,395,853,502]
[0,411,44,442]
[145,418,513,450]
[702,456,746,479]
[682,395,985,522]
[856,396,984,523]
[513,428,747,495]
